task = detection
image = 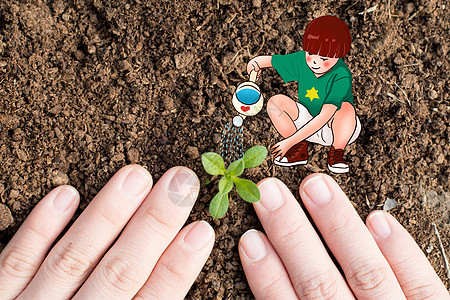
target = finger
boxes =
[74,166,200,299]
[247,62,255,74]
[271,146,280,155]
[271,146,284,159]
[271,148,280,157]
[239,229,298,299]
[18,165,153,299]
[366,211,450,299]
[300,174,405,299]
[134,221,214,299]
[254,178,354,299]
[0,186,79,299]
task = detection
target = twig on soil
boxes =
[432,223,450,279]
[379,74,410,105]
[378,74,387,85]
[345,0,360,11]
[358,4,378,15]
[365,195,374,209]
[231,47,249,63]
[400,63,420,68]
[0,188,6,204]
[196,14,212,31]
[394,82,411,105]
[387,92,405,104]
[408,11,419,21]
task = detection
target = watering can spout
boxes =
[233,114,246,127]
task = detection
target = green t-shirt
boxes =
[271,51,354,117]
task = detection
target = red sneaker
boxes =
[328,146,349,173]
[274,141,308,167]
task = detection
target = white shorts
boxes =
[293,102,361,146]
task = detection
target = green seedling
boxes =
[201,145,268,218]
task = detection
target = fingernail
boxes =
[368,212,392,239]
[184,221,214,251]
[167,168,200,207]
[53,186,78,213]
[302,175,331,206]
[240,229,267,261]
[258,179,284,211]
[122,168,151,197]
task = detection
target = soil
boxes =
[0,0,449,298]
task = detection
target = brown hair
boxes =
[303,16,352,58]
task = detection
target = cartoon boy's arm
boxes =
[291,104,337,143]
[247,56,272,77]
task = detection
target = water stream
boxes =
[220,121,244,163]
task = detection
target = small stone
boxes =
[9,189,20,199]
[16,148,28,161]
[393,54,403,65]
[383,197,399,211]
[119,60,132,72]
[12,128,24,141]
[51,170,69,186]
[174,52,194,69]
[111,153,125,162]
[252,0,261,8]
[87,44,96,54]
[186,146,199,159]
[62,13,70,21]
[213,134,221,144]
[406,2,415,14]
[54,127,64,141]
[127,148,140,163]
[52,0,66,15]
[162,95,175,111]
[75,50,85,60]
[206,102,215,116]
[0,203,13,231]
[428,90,438,99]
[374,83,382,96]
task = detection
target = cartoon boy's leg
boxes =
[267,95,309,166]
[328,102,358,173]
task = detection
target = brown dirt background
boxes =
[0,0,449,298]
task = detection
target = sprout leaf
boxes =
[201,152,226,175]
[232,177,260,203]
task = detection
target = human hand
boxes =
[271,137,296,159]
[0,165,214,299]
[239,174,449,299]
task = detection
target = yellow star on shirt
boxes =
[305,87,319,101]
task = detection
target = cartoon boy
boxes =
[247,15,361,173]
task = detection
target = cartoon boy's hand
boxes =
[247,58,262,79]
[271,138,296,159]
